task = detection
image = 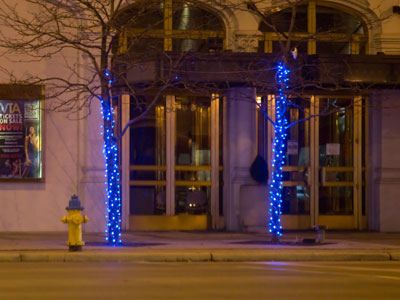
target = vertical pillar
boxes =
[369,91,400,232]
[81,99,107,233]
[224,88,257,231]
[121,94,130,230]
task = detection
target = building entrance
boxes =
[121,94,222,230]
[267,95,366,230]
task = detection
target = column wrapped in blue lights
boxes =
[268,62,290,242]
[100,71,122,246]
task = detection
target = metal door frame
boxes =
[315,95,363,229]
[267,94,364,230]
[122,94,222,230]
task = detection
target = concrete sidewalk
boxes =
[0,231,400,262]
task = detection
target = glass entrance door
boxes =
[272,96,315,229]
[174,95,213,216]
[268,95,365,230]
[124,94,222,230]
[316,96,364,229]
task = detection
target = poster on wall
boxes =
[0,99,42,180]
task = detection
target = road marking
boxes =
[287,262,400,274]
[252,262,400,281]
[376,275,400,281]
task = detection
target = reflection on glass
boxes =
[118,2,164,29]
[285,98,310,166]
[359,43,367,55]
[172,3,223,30]
[175,186,209,215]
[175,96,211,215]
[172,38,223,52]
[175,96,210,166]
[281,98,310,214]
[319,98,353,215]
[258,3,367,56]
[171,2,224,52]
[130,186,166,215]
[260,5,308,33]
[316,6,364,34]
[323,171,353,183]
[127,38,164,54]
[319,187,353,215]
[319,98,353,167]
[130,100,166,167]
[316,41,366,55]
[130,97,166,215]
[282,185,310,214]
[316,42,351,55]
[130,170,166,181]
[176,170,210,182]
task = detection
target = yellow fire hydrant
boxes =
[61,195,89,251]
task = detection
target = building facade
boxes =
[1,0,400,233]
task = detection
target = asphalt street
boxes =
[0,261,399,299]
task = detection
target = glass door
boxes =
[174,95,212,216]
[282,97,313,229]
[125,94,221,230]
[128,97,167,221]
[267,95,364,230]
[316,96,363,229]
[268,96,315,229]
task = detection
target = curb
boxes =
[63,251,212,262]
[390,251,400,261]
[0,249,398,263]
[20,253,65,262]
[0,253,20,262]
[210,250,391,262]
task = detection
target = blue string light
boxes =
[268,61,290,242]
[100,70,122,246]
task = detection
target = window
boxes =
[259,1,368,55]
[118,0,225,53]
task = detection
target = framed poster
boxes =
[0,99,43,180]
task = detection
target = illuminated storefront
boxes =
[1,0,400,233]
[115,1,373,231]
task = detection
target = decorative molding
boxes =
[233,31,261,53]
[375,36,400,54]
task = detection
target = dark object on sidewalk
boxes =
[313,225,328,244]
[250,154,269,183]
